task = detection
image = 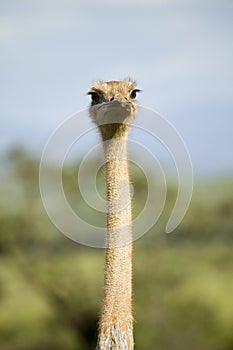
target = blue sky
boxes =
[0,0,232,176]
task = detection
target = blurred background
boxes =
[0,0,232,349]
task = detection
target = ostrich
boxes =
[88,79,140,350]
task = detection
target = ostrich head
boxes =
[88,78,140,140]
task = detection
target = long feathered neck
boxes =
[97,126,134,350]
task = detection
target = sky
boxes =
[0,0,233,177]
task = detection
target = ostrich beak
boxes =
[97,100,133,125]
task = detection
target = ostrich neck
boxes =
[97,130,134,350]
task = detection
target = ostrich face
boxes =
[88,79,140,129]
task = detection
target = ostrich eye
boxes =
[88,91,100,104]
[130,89,141,99]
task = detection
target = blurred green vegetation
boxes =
[0,147,232,350]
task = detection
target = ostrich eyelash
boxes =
[130,89,142,99]
[87,91,102,104]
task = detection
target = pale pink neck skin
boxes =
[97,131,134,350]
